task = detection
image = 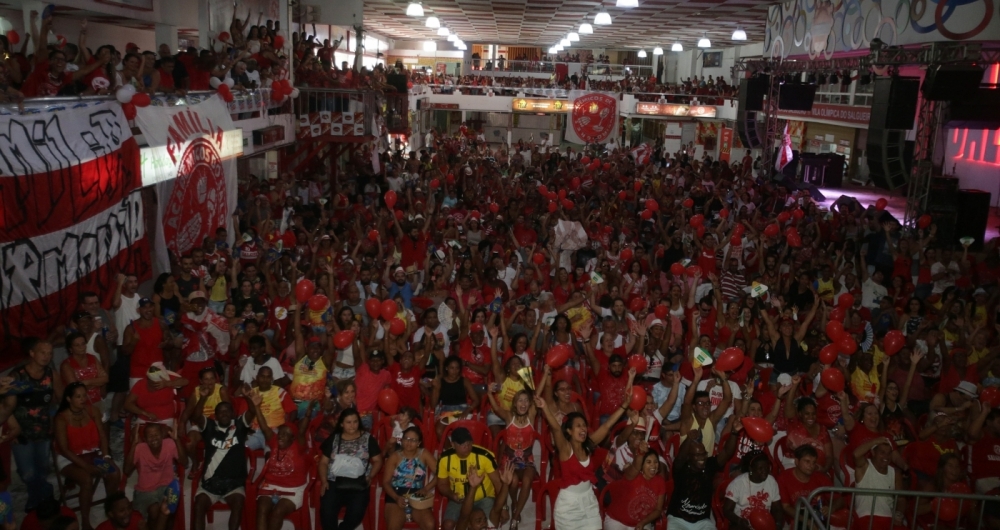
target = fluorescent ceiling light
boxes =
[616,0,639,6]
[554,44,564,51]
[423,41,436,51]
[406,3,424,17]
[637,49,647,58]
[653,46,663,55]
[437,27,449,36]
[548,47,558,54]
[671,42,683,51]
[594,11,612,25]
[447,34,458,42]
[568,32,580,42]
[560,38,571,47]
[425,16,440,28]
[732,27,747,40]
[579,23,593,34]
[698,34,711,48]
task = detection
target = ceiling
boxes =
[361,0,772,49]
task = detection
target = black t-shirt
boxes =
[667,458,720,522]
[175,274,200,299]
[201,416,250,495]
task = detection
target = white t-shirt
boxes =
[412,324,451,358]
[115,293,141,346]
[861,278,888,309]
[694,379,742,419]
[724,473,780,518]
[930,260,959,294]
[239,355,286,385]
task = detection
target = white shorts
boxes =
[257,483,307,510]
[196,485,245,505]
[332,367,356,380]
[554,482,600,530]
[57,449,100,471]
[665,515,716,530]
[603,515,650,530]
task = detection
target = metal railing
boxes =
[461,59,655,77]
[793,486,998,530]
[411,83,736,104]
[292,87,380,137]
[0,88,287,118]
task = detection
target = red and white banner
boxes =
[630,143,652,165]
[719,127,733,163]
[776,122,793,171]
[0,101,150,339]
[135,96,241,273]
[565,91,618,145]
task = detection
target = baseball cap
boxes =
[608,353,625,365]
[71,310,92,321]
[188,291,207,301]
[974,288,988,296]
[138,297,154,308]
[470,322,484,333]
[954,381,979,397]
[450,427,473,445]
[631,417,647,432]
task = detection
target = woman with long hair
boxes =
[533,382,629,530]
[153,273,181,325]
[318,408,383,530]
[54,383,120,530]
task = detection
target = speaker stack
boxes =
[736,76,768,149]
[927,176,959,246]
[866,77,920,191]
[955,189,991,250]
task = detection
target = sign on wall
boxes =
[635,102,717,118]
[565,91,618,144]
[512,99,570,113]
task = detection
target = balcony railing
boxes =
[411,83,736,106]
[460,59,655,78]
[292,87,381,138]
[0,88,288,118]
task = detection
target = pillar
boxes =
[155,24,179,54]
[651,52,659,83]
[196,0,210,50]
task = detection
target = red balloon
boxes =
[217,84,234,102]
[489,203,500,214]
[308,294,329,312]
[792,209,805,220]
[603,225,614,234]
[875,198,888,211]
[603,162,611,171]
[696,225,706,237]
[365,298,381,319]
[641,209,653,220]
[377,388,400,414]
[273,35,285,49]
[122,102,137,120]
[430,178,440,189]
[581,156,591,165]
[980,386,1000,407]
[368,229,379,242]
[654,304,668,319]
[838,336,858,355]
[682,198,694,208]
[883,330,905,356]
[545,344,574,368]
[380,299,398,321]
[715,347,745,372]
[5,30,19,45]
[670,263,685,276]
[446,173,456,184]
[618,190,627,200]
[558,189,567,200]
[645,199,659,212]
[829,306,846,323]
[829,508,850,527]
[389,317,406,335]
[777,211,790,223]
[561,199,574,210]
[620,248,634,262]
[742,417,775,444]
[633,180,643,192]
[733,224,745,237]
[686,265,702,277]
[384,190,397,209]
[838,293,855,309]
[936,498,959,522]
[547,191,558,201]
[333,330,355,349]
[548,201,558,213]
[826,321,845,341]
[394,209,404,220]
[295,279,316,304]
[627,354,649,375]
[538,184,548,195]
[730,235,741,246]
[131,92,151,108]
[764,224,780,237]
[719,208,730,219]
[689,214,705,227]
[629,386,648,410]
[918,214,932,229]
[571,177,581,189]
[747,509,775,530]
[819,343,839,365]
[786,232,802,248]
[821,368,845,392]
[532,252,545,265]
[218,31,231,42]
[629,298,646,314]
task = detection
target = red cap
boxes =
[470,323,484,332]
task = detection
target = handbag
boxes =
[327,434,371,488]
[406,494,433,510]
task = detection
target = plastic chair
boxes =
[773,435,795,471]
[189,447,257,530]
[535,480,563,530]
[248,465,313,530]
[438,419,494,453]
[495,430,544,502]
[376,486,443,530]
[838,449,856,487]
[712,477,733,530]
[51,440,107,512]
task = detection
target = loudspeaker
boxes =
[736,110,762,148]
[739,76,769,112]
[866,128,908,190]
[869,77,920,130]
[923,64,984,101]
[955,189,991,250]
[778,83,817,110]
[930,210,958,249]
[928,176,960,212]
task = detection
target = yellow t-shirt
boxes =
[254,386,292,429]
[816,277,835,304]
[851,367,880,403]
[201,383,224,419]
[969,347,989,365]
[291,356,328,402]
[497,377,524,412]
[437,445,497,501]
[210,276,228,303]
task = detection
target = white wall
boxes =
[0,8,157,55]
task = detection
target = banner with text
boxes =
[565,91,618,145]
[135,96,241,273]
[0,101,149,338]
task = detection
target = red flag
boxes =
[776,122,793,171]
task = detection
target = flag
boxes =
[0,101,150,340]
[776,122,793,171]
[631,143,652,165]
[134,96,242,273]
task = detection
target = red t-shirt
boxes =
[697,248,718,277]
[971,434,1000,482]
[95,512,143,530]
[785,418,832,467]
[130,381,177,422]
[605,474,668,526]
[389,363,422,409]
[777,467,833,508]
[399,233,428,269]
[596,370,628,416]
[21,507,76,530]
[906,439,959,479]
[457,338,491,385]
[263,437,309,488]
[354,363,392,413]
[22,61,74,97]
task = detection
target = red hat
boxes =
[126,42,139,51]
[470,323,484,332]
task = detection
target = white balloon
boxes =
[224,78,235,88]
[290,88,300,98]
[209,77,222,89]
[115,86,135,104]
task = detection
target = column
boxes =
[155,24,178,53]
[196,0,210,50]
[651,52,659,83]
[21,1,45,56]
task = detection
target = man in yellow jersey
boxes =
[437,427,500,530]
